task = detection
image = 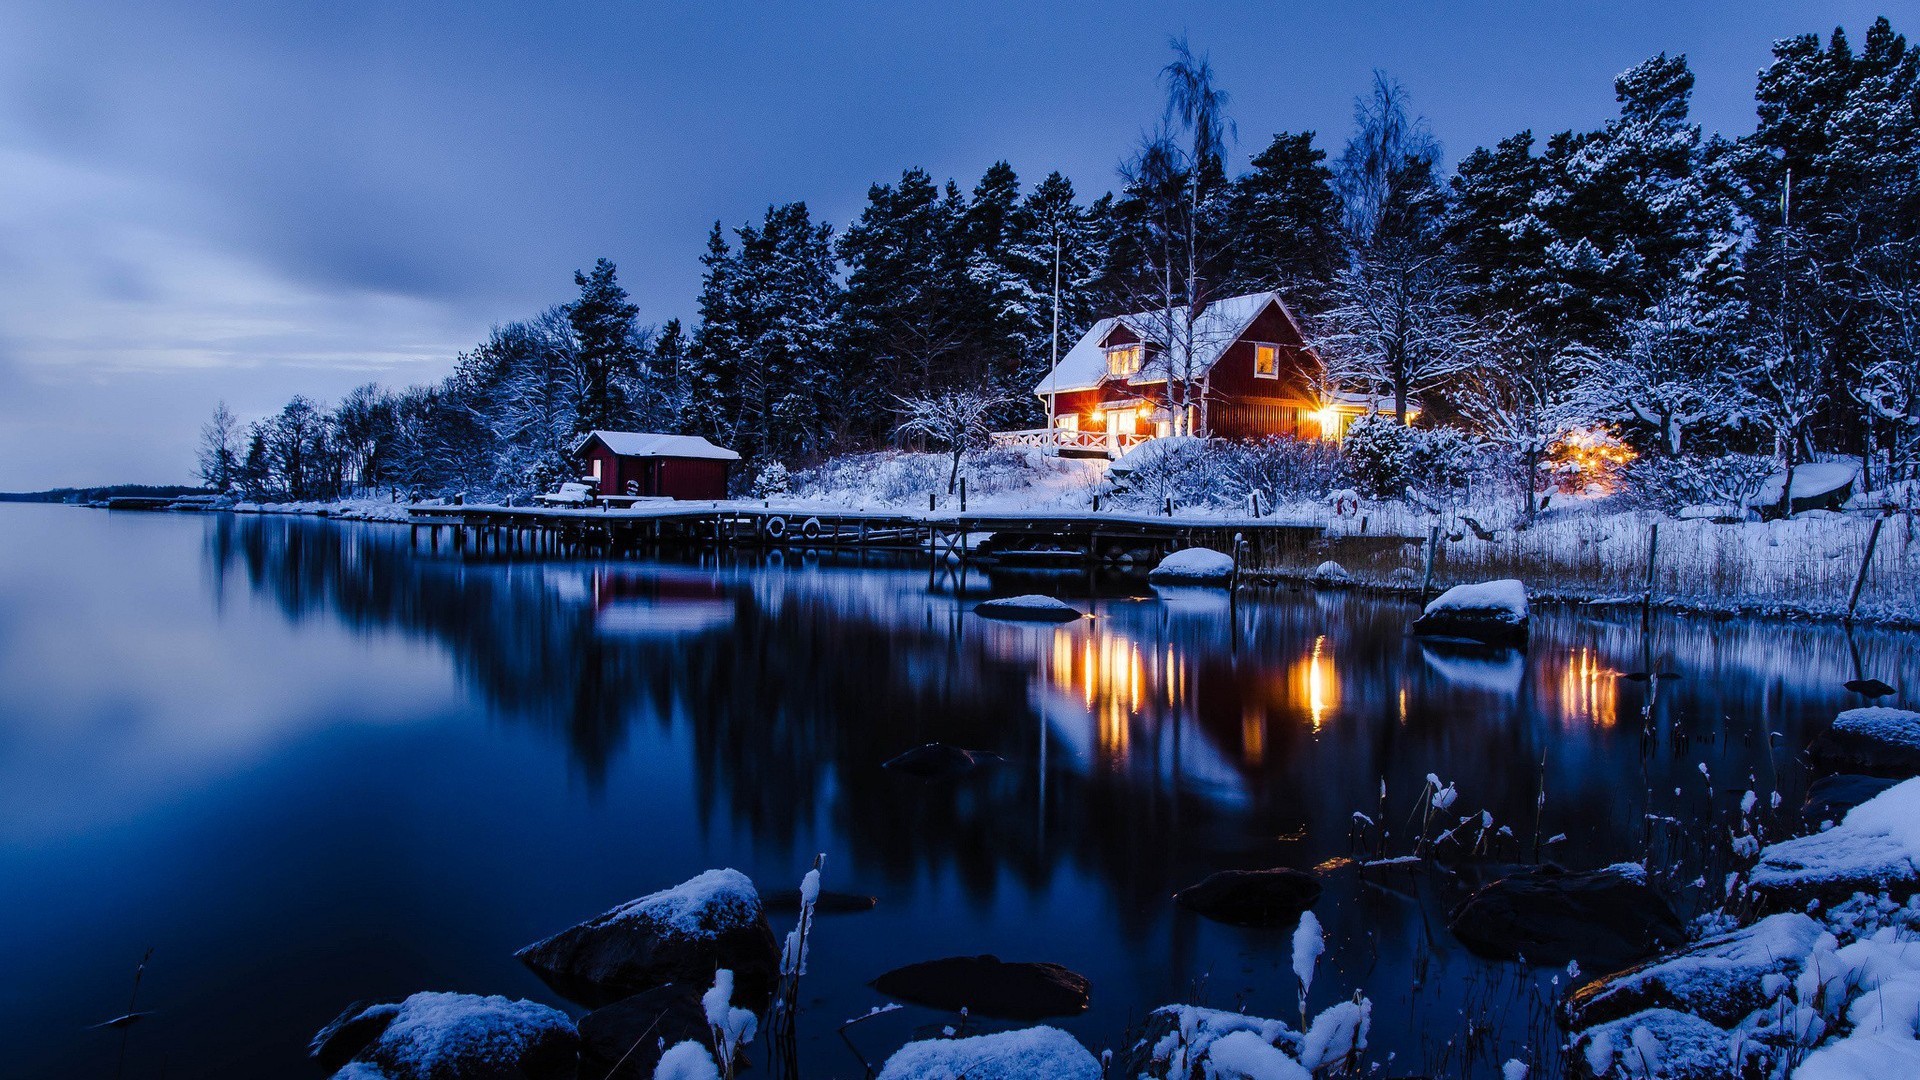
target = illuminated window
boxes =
[590,458,603,478]
[1110,409,1137,436]
[1105,344,1144,378]
[1253,343,1279,378]
[1055,412,1078,432]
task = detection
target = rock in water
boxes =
[870,955,1091,1020]
[1447,867,1683,969]
[515,868,779,1009]
[1173,868,1322,926]
[1115,1005,1302,1080]
[310,992,577,1080]
[974,594,1084,622]
[1561,912,1823,1030]
[577,984,711,1080]
[1844,677,1897,699]
[1410,579,1529,647]
[1801,773,1901,829]
[1569,1008,1732,1080]
[1807,706,1920,777]
[762,888,877,915]
[876,1026,1102,1080]
[882,743,1004,779]
[1148,547,1236,586]
[1750,777,1920,911]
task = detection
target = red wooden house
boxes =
[1000,291,1390,457]
[571,431,740,500]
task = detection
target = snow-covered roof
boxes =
[574,431,741,461]
[1033,291,1297,397]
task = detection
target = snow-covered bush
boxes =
[1111,437,1233,508]
[753,461,792,498]
[1621,452,1773,513]
[1230,436,1344,504]
[1340,414,1417,498]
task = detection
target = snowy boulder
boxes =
[1751,461,1859,517]
[1447,867,1684,969]
[310,992,577,1080]
[1116,1005,1302,1080]
[515,869,779,1010]
[1410,580,1529,647]
[1562,912,1823,1031]
[1312,560,1351,582]
[875,1026,1101,1080]
[1568,1008,1733,1080]
[1172,868,1322,927]
[881,743,1004,779]
[869,955,1091,1020]
[1808,706,1920,778]
[1750,777,1920,911]
[1148,546,1236,586]
[973,594,1084,622]
[576,984,711,1080]
[1801,774,1903,830]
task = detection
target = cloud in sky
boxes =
[0,0,1895,488]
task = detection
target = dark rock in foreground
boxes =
[1410,580,1529,647]
[882,743,1004,779]
[310,992,577,1080]
[1173,868,1321,927]
[515,868,779,1010]
[1807,706,1920,778]
[577,984,711,1080]
[871,955,1091,1020]
[1751,778,1920,911]
[1447,866,1683,969]
[1562,912,1823,1030]
[1844,677,1897,698]
[1801,773,1901,829]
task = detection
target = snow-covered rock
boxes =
[1751,777,1920,911]
[869,954,1090,1020]
[1148,546,1235,585]
[1411,579,1529,646]
[876,1026,1100,1080]
[309,992,577,1080]
[973,594,1084,622]
[577,984,711,1080]
[1809,706,1920,778]
[1569,1008,1732,1080]
[1802,774,1902,830]
[1750,461,1859,517]
[1563,913,1824,1030]
[515,869,778,1009]
[1312,560,1351,582]
[1117,1006,1302,1080]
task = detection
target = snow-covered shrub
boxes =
[1621,452,1773,513]
[753,461,792,498]
[1230,436,1343,503]
[1340,414,1417,498]
[1407,427,1484,506]
[1112,437,1232,508]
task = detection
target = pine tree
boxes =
[1224,131,1342,307]
[567,258,641,435]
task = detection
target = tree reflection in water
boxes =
[205,514,1920,1074]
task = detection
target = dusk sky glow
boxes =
[0,0,1901,488]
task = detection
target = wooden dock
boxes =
[403,501,1325,569]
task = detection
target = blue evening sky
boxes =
[0,1,1902,487]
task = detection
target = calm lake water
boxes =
[2,503,1914,1078]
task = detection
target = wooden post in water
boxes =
[1419,524,1441,601]
[1641,522,1660,610]
[1846,516,1886,622]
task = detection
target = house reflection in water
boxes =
[1289,634,1339,733]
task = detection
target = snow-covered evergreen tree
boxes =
[566,258,643,435]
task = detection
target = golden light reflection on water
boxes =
[1288,634,1339,732]
[1559,646,1619,726]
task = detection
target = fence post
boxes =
[929,492,936,513]
[1641,522,1660,608]
[1419,524,1441,601]
[1165,495,1174,517]
[959,477,967,513]
[1846,516,1886,622]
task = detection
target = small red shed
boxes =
[571,431,741,501]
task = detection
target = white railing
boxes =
[990,428,1148,455]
